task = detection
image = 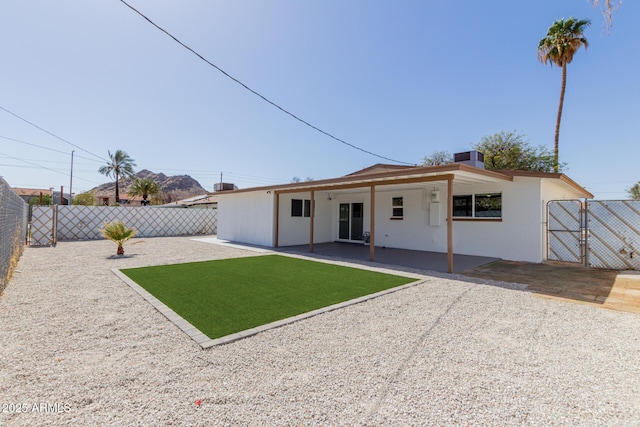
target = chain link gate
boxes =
[547,200,640,270]
[547,200,584,264]
[587,200,640,270]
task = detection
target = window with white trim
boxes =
[391,196,404,219]
[291,199,311,217]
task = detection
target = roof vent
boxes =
[454,150,484,169]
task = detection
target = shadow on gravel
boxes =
[105,254,138,260]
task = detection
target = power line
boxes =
[0,105,107,162]
[0,135,102,163]
[0,152,100,185]
[119,0,415,166]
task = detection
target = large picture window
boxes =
[453,193,501,218]
[475,193,502,217]
[291,199,311,217]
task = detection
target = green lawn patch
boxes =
[121,254,414,340]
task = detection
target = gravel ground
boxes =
[1,236,639,426]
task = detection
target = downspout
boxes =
[447,176,454,273]
[370,185,375,261]
[310,190,315,253]
[275,191,280,248]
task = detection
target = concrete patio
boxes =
[278,242,499,274]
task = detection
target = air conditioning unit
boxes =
[454,150,485,169]
[214,182,236,192]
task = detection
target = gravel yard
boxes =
[1,236,639,426]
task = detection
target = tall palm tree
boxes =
[128,178,160,206]
[98,150,136,203]
[537,17,590,173]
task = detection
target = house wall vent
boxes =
[453,150,485,169]
[214,182,237,192]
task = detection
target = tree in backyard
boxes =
[538,17,590,173]
[100,221,136,256]
[627,182,640,200]
[98,150,136,204]
[72,191,95,206]
[291,177,314,183]
[421,150,453,167]
[128,178,161,206]
[28,193,52,206]
[471,131,563,172]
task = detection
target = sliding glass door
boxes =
[338,202,364,241]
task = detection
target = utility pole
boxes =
[69,150,74,205]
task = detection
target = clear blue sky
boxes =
[1,0,637,199]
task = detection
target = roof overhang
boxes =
[218,164,513,196]
[499,171,594,199]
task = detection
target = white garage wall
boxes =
[217,191,275,247]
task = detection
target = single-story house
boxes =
[216,151,593,272]
[94,194,146,206]
[12,187,53,204]
[161,194,218,209]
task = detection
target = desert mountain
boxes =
[91,170,208,202]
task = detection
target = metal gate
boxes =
[30,206,57,246]
[587,200,640,270]
[547,200,584,264]
[547,200,640,270]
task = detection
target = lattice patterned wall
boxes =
[30,206,217,243]
[30,206,56,246]
[587,200,640,270]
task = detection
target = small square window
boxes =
[291,199,311,217]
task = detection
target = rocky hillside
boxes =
[91,170,208,202]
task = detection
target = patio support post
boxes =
[370,184,375,261]
[309,190,315,253]
[275,191,280,248]
[447,176,453,273]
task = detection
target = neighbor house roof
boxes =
[161,193,218,207]
[12,187,53,197]
[216,163,592,198]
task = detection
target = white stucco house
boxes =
[217,152,593,272]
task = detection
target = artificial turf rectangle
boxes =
[121,254,414,340]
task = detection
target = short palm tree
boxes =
[98,150,137,203]
[537,17,590,173]
[100,221,136,255]
[128,178,161,206]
